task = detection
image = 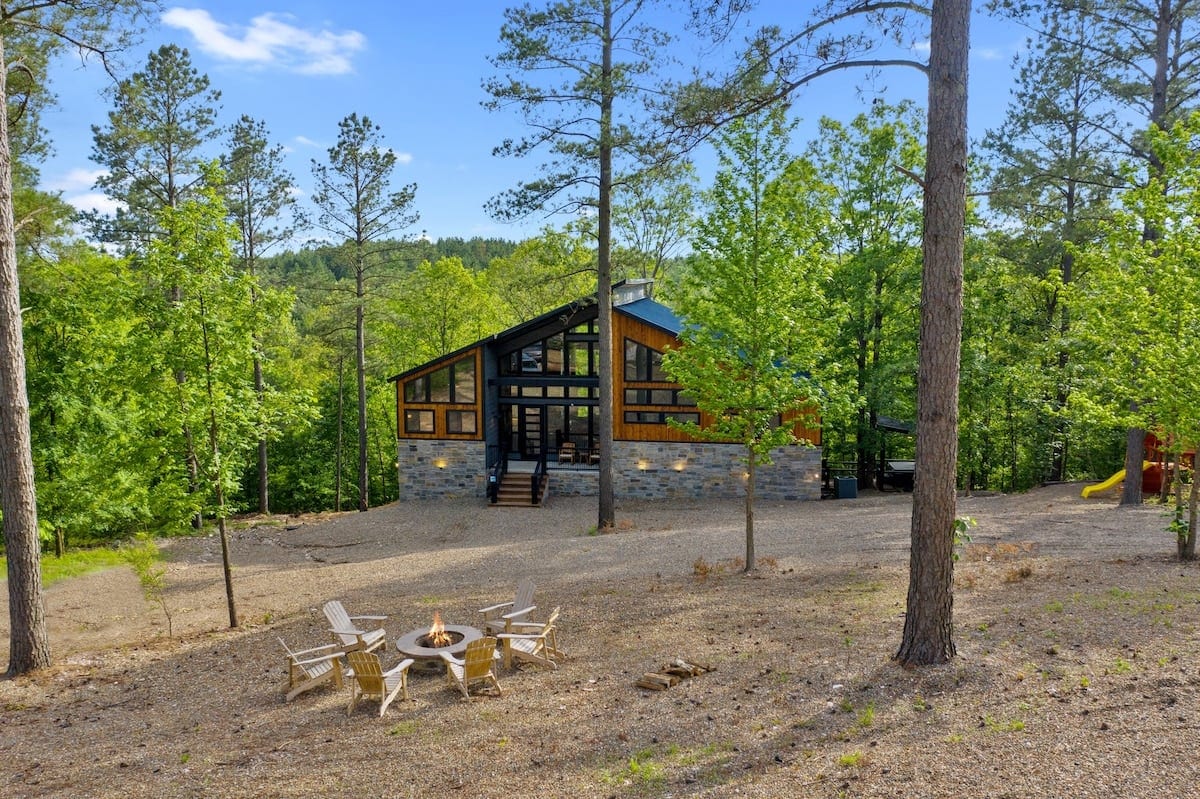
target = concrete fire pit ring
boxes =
[395,624,483,662]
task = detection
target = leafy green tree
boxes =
[310,113,418,512]
[806,102,924,486]
[663,102,836,573]
[1,0,155,676]
[139,168,292,626]
[611,162,697,292]
[1075,115,1200,559]
[485,0,675,529]
[221,115,300,514]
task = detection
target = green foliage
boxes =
[952,516,977,561]
[121,533,173,637]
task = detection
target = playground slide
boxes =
[1080,461,1152,498]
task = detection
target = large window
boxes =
[404,356,475,403]
[446,410,477,434]
[404,409,434,433]
[624,339,667,382]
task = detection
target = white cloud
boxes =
[394,151,414,165]
[293,135,322,148]
[64,192,125,216]
[45,167,106,193]
[912,40,931,56]
[162,8,366,75]
[975,47,1003,61]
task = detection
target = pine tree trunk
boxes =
[0,33,51,675]
[896,0,969,668]
[596,0,616,530]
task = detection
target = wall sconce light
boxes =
[673,459,687,472]
[637,459,649,471]
[433,458,448,469]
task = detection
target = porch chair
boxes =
[497,606,564,670]
[322,599,387,654]
[345,650,415,717]
[558,441,577,463]
[478,579,536,635]
[279,637,346,702]
[441,636,503,699]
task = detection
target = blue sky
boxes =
[39,2,1027,245]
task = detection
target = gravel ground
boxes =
[2,483,1199,798]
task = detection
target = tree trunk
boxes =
[1120,424,1144,506]
[596,0,616,530]
[744,449,756,572]
[0,33,51,676]
[255,355,269,514]
[336,355,345,511]
[896,0,969,668]
[356,261,369,512]
[1183,471,1197,561]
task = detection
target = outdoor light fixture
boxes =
[673,459,687,472]
[637,459,649,471]
[433,458,448,469]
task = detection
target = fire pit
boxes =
[395,611,483,664]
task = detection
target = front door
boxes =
[518,406,544,460]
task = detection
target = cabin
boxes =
[388,280,823,504]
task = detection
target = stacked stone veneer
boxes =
[612,441,822,501]
[396,440,486,500]
[397,438,821,501]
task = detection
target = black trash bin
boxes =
[835,476,857,499]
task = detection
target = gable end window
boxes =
[403,356,476,404]
[624,339,667,382]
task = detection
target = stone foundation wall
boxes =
[612,441,822,501]
[396,438,821,502]
[396,439,486,500]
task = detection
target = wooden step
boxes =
[491,473,549,507]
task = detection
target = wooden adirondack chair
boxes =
[322,600,387,654]
[441,636,502,699]
[497,606,564,670]
[478,579,536,635]
[345,650,415,717]
[279,637,345,702]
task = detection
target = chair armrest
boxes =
[329,626,366,637]
[506,621,546,632]
[348,614,387,621]
[294,651,344,668]
[496,633,540,642]
[289,642,344,658]
[501,605,536,621]
[478,601,514,614]
[384,658,415,677]
[439,651,463,666]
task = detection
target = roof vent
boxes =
[613,278,653,306]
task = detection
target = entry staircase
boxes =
[489,458,549,507]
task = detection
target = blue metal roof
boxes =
[618,297,682,335]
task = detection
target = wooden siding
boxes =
[395,347,484,441]
[613,312,821,446]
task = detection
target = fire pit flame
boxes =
[427,611,451,647]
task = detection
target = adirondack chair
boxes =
[441,636,502,699]
[279,637,345,702]
[322,600,387,654]
[478,579,536,635]
[497,606,564,670]
[345,650,415,717]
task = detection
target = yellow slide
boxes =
[1080,461,1152,498]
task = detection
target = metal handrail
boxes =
[531,454,547,505]
[488,457,507,504]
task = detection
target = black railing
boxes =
[488,456,507,504]
[532,455,547,505]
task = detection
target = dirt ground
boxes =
[2,483,1198,798]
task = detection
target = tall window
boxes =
[624,339,667,382]
[404,356,475,403]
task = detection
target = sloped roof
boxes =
[618,296,683,336]
[386,292,681,384]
